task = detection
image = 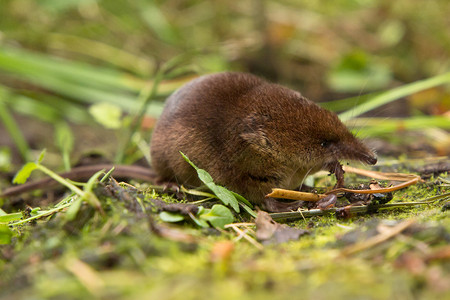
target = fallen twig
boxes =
[325,176,420,195]
[340,219,416,256]
[225,223,264,250]
[266,189,326,201]
[266,166,422,201]
[269,200,440,221]
[343,166,421,181]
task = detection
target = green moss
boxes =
[2,176,448,299]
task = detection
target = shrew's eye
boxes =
[320,140,331,148]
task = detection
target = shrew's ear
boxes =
[240,113,271,148]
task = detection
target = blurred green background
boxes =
[0,0,449,167]
[2,0,449,90]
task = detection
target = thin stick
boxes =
[269,201,435,221]
[343,165,421,181]
[341,219,416,256]
[226,224,264,250]
[325,176,420,195]
[266,189,326,201]
[225,222,256,227]
[64,258,105,296]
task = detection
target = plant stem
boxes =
[339,72,450,122]
[36,164,85,197]
[10,202,72,226]
[114,71,163,164]
[0,94,30,161]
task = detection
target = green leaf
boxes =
[232,191,253,208]
[12,162,37,184]
[37,149,46,164]
[197,206,205,215]
[180,152,198,170]
[89,102,123,129]
[181,187,216,198]
[197,169,214,184]
[30,207,42,217]
[159,211,185,222]
[180,152,240,213]
[85,170,105,193]
[190,214,210,228]
[100,167,115,183]
[55,122,74,170]
[0,212,22,223]
[65,198,83,221]
[189,206,208,227]
[239,202,258,218]
[0,224,12,245]
[209,185,240,213]
[198,204,234,229]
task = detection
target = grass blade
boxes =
[339,72,450,121]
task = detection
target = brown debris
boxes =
[255,211,309,244]
[104,178,198,216]
[316,194,337,209]
[417,160,450,179]
[103,178,197,243]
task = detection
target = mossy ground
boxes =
[1,169,448,300]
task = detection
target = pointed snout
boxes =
[336,140,377,165]
[363,152,377,165]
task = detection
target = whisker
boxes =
[298,166,314,190]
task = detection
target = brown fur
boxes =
[150,72,377,212]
